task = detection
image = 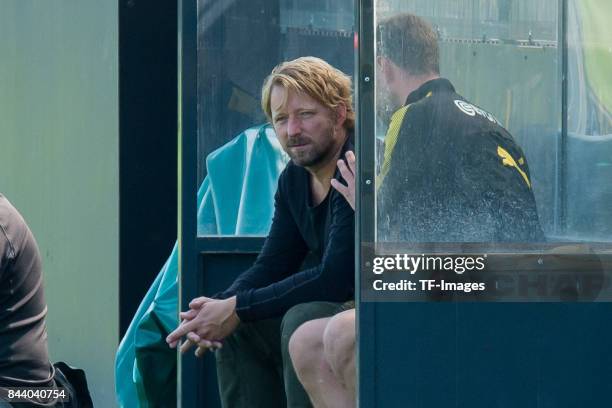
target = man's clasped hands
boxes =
[166,295,240,357]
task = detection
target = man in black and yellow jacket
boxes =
[376,13,543,243]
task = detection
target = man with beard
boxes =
[167,57,355,408]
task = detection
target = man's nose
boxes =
[287,116,302,137]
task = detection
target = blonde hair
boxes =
[261,56,355,130]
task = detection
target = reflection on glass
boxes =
[565,0,612,240]
[196,0,354,236]
[375,0,612,244]
[374,1,557,244]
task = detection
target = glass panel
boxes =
[196,0,355,236]
[565,0,612,241]
[374,0,561,243]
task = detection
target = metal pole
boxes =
[356,0,376,405]
[178,0,199,406]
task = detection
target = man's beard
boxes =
[286,128,336,168]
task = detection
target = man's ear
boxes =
[334,103,347,128]
[378,56,395,83]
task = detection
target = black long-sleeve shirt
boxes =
[219,137,355,322]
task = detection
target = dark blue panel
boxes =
[370,303,612,407]
[198,249,262,408]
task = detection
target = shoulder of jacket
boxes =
[448,96,504,128]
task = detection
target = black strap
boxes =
[52,363,93,408]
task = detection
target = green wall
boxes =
[579,0,612,114]
[0,2,118,406]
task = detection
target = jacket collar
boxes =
[405,77,455,105]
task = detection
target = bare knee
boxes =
[323,310,355,382]
[289,319,327,381]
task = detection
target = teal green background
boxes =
[0,2,118,407]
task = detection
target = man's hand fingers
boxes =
[189,296,212,309]
[345,151,356,174]
[333,157,356,210]
[194,339,224,358]
[199,339,213,348]
[180,309,198,320]
[331,178,349,197]
[186,332,201,344]
[337,160,355,184]
[179,339,196,354]
[198,339,222,349]
[194,340,212,358]
[166,319,198,344]
[168,319,191,348]
[194,346,208,358]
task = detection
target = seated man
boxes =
[0,194,59,407]
[166,57,356,407]
[289,12,544,407]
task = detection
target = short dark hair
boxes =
[377,13,439,75]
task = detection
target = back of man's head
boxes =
[377,13,440,76]
[261,56,355,131]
